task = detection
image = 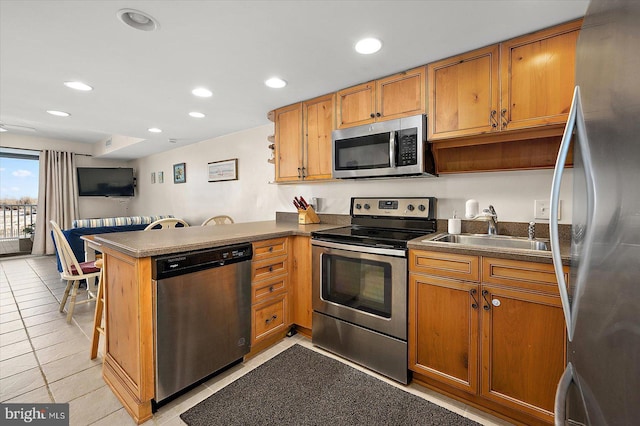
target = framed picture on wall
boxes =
[208,159,238,182]
[158,171,164,183]
[173,163,186,184]
[151,172,156,184]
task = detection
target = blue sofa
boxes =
[55,215,173,272]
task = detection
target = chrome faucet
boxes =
[485,205,498,235]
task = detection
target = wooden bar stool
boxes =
[90,258,105,360]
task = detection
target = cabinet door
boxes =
[500,20,580,131]
[376,66,426,121]
[252,294,288,345]
[409,273,479,393]
[275,103,303,182]
[303,94,334,180]
[428,44,500,140]
[336,81,375,128]
[290,236,312,330]
[481,284,566,422]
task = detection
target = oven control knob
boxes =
[355,203,362,210]
[407,204,415,211]
[364,203,370,210]
[418,204,426,212]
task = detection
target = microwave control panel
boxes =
[396,128,418,166]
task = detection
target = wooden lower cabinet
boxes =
[101,247,154,424]
[290,236,312,334]
[409,250,567,425]
[252,294,288,342]
[409,274,479,394]
[249,237,292,355]
[481,284,565,417]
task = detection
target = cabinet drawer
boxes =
[482,257,568,295]
[410,250,480,282]
[252,237,288,260]
[251,255,288,282]
[253,294,288,343]
[252,274,288,304]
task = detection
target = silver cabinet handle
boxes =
[554,362,575,426]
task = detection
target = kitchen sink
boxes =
[427,234,550,251]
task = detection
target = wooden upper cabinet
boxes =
[337,81,375,128]
[337,67,426,129]
[500,20,580,132]
[376,67,426,121]
[274,103,303,182]
[274,96,334,182]
[428,45,500,141]
[428,19,581,142]
[303,93,334,180]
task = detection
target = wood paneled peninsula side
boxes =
[88,220,340,424]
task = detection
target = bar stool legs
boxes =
[90,259,105,360]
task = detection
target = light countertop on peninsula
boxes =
[84,220,342,258]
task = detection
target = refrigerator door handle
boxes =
[554,362,575,426]
[550,86,579,341]
[551,85,595,342]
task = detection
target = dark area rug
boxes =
[180,344,480,426]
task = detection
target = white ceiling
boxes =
[0,0,589,160]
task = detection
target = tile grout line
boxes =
[23,257,120,419]
[10,259,59,403]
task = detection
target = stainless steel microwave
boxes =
[331,114,435,179]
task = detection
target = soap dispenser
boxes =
[448,210,462,235]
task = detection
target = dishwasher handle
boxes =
[153,243,253,280]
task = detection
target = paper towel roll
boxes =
[448,218,461,235]
[465,199,479,219]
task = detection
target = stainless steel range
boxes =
[311,196,437,384]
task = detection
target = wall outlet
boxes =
[534,199,561,220]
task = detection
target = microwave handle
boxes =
[389,131,396,167]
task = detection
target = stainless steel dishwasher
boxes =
[152,243,252,404]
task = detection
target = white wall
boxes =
[130,124,574,225]
[0,134,133,219]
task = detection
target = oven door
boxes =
[311,240,407,340]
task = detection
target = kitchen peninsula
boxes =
[88,220,339,424]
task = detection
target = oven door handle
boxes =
[311,239,406,257]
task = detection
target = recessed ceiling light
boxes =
[117,9,159,31]
[47,110,70,117]
[192,87,213,97]
[189,112,205,118]
[64,81,93,91]
[0,126,7,132]
[355,38,382,54]
[265,77,287,89]
[148,127,162,133]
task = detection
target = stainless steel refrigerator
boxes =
[550,0,640,424]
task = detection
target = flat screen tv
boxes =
[77,167,135,197]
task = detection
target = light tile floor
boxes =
[0,255,514,426]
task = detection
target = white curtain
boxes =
[32,150,79,255]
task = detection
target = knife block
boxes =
[298,206,320,224]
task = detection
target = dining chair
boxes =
[50,220,101,323]
[201,215,234,226]
[144,218,190,230]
